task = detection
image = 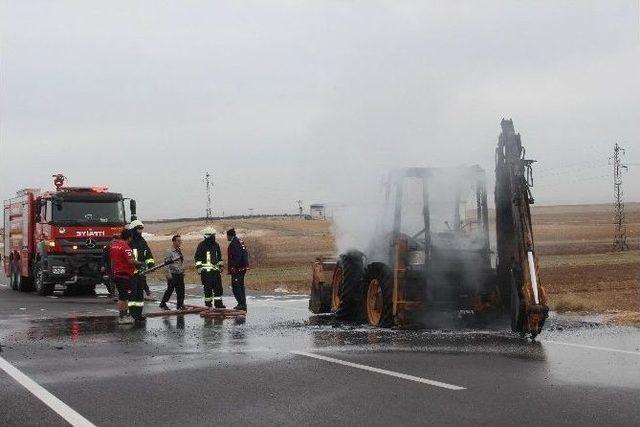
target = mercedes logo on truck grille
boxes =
[85,238,96,248]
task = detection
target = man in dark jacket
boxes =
[226,228,249,311]
[195,227,225,309]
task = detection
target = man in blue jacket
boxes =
[226,228,249,311]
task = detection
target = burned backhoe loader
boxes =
[309,119,548,338]
[495,119,548,337]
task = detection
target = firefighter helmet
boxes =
[127,219,145,230]
[203,226,217,236]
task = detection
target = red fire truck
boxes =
[2,174,137,295]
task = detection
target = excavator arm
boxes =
[495,119,548,338]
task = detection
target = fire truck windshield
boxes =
[52,201,126,225]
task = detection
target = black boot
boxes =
[214,300,226,309]
[133,314,146,323]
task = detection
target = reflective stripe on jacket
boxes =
[195,238,223,272]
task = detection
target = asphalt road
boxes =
[0,278,639,426]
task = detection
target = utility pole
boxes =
[611,143,629,251]
[204,172,213,223]
[296,200,303,219]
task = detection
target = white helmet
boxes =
[202,226,217,236]
[128,219,145,230]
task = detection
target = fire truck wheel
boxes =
[65,284,80,296]
[34,264,54,296]
[334,251,366,321]
[18,273,34,292]
[9,264,17,290]
[13,264,31,292]
[363,262,394,327]
[78,284,97,296]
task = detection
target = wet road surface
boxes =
[0,279,639,426]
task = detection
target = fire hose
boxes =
[135,258,179,276]
[134,259,246,318]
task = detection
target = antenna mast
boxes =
[204,172,213,223]
[611,143,629,251]
[296,200,303,218]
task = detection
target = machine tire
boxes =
[363,262,394,327]
[510,268,525,334]
[330,266,343,311]
[34,263,55,296]
[334,251,366,321]
[309,282,331,314]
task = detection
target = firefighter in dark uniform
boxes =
[226,228,249,311]
[195,227,226,309]
[127,219,155,320]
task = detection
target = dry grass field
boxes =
[143,204,640,322]
[143,217,334,293]
[532,203,640,319]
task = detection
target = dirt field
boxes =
[532,203,640,316]
[143,217,334,293]
[143,204,640,318]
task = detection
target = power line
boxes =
[610,143,629,251]
[204,172,212,223]
[296,200,303,218]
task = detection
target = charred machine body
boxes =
[310,120,548,338]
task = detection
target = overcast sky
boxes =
[1,1,638,220]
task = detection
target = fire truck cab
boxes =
[3,175,137,295]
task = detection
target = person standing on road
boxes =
[128,219,155,317]
[195,227,226,309]
[226,228,249,311]
[160,235,185,311]
[102,234,118,300]
[109,229,142,324]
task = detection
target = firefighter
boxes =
[109,229,142,325]
[102,234,119,301]
[226,228,249,311]
[194,227,225,309]
[160,235,185,310]
[128,219,155,296]
[127,219,155,320]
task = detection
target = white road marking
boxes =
[291,351,466,390]
[0,356,96,427]
[543,340,640,356]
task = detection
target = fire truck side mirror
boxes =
[130,200,137,221]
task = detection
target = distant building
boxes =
[310,204,326,220]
